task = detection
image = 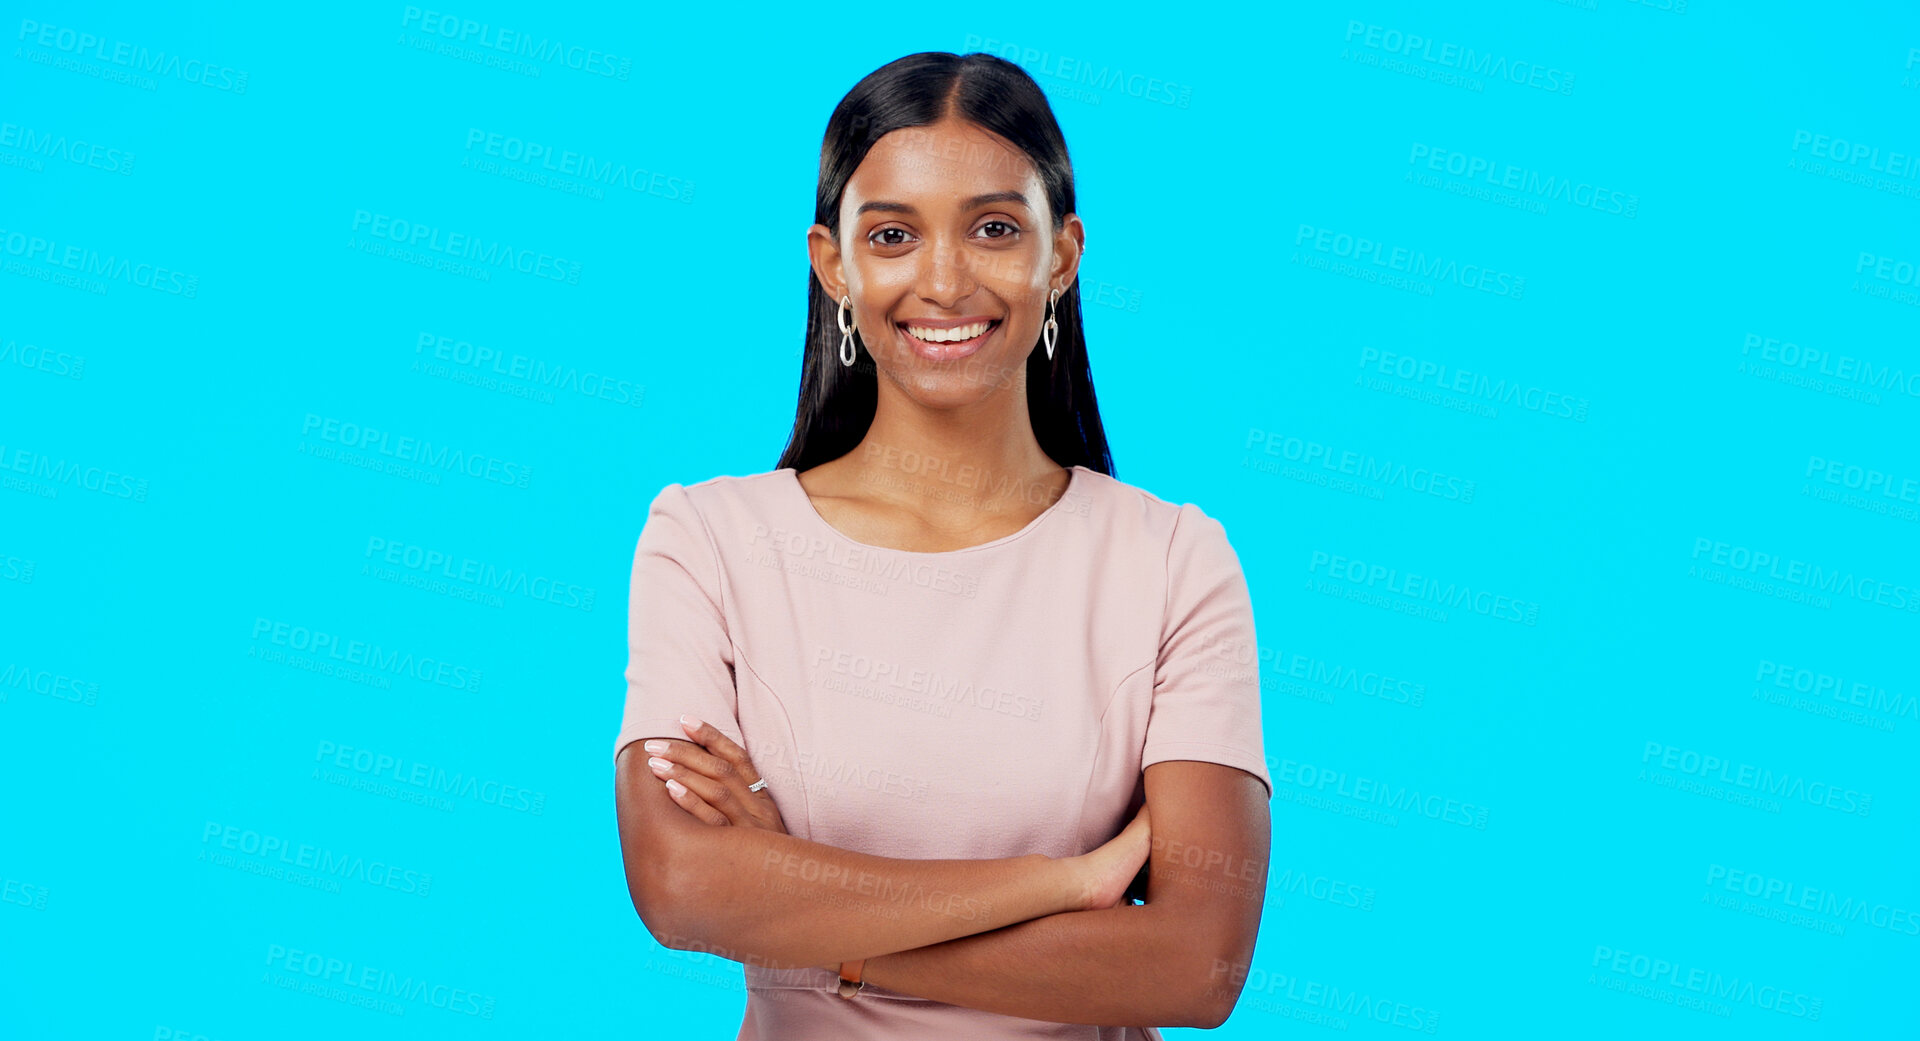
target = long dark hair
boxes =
[774,52,1114,478]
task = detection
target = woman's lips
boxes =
[898,319,1000,362]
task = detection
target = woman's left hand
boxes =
[643,715,789,834]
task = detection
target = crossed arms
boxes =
[614,741,1270,1029]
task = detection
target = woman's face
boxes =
[810,115,1083,405]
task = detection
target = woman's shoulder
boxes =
[1077,467,1231,543]
[1084,473,1252,612]
[632,469,797,570]
[670,467,792,496]
[645,468,794,520]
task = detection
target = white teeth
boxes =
[904,320,992,343]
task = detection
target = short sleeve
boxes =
[613,482,743,764]
[1140,503,1273,799]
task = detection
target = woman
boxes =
[613,51,1272,1039]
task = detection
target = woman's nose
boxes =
[915,242,977,306]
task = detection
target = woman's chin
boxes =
[888,349,1025,395]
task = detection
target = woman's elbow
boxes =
[1153,970,1235,1030]
[1191,986,1237,1030]
[623,858,688,948]
[614,753,705,948]
[1184,930,1259,1028]
[1185,965,1242,1030]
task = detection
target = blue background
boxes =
[4,1,1917,1037]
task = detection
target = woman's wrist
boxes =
[850,852,1075,996]
[1062,850,1106,913]
[857,952,893,991]
[1029,851,1083,915]
[819,853,1072,988]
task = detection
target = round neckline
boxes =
[779,464,1084,557]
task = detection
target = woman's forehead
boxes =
[846,124,1040,210]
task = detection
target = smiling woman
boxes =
[613,51,1273,1040]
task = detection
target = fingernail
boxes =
[648,756,673,773]
[643,740,668,755]
[666,779,687,797]
[680,714,703,730]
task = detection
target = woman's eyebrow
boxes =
[855,190,1031,216]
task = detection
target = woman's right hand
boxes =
[1068,803,1151,912]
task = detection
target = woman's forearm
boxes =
[655,824,1082,970]
[859,901,1226,1028]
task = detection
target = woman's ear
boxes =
[807,223,848,302]
[1051,213,1085,295]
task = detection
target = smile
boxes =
[898,319,1001,361]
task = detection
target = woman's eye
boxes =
[868,223,1017,247]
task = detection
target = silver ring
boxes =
[747,778,768,793]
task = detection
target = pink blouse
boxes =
[615,464,1272,1039]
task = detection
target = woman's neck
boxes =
[848,392,1062,510]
